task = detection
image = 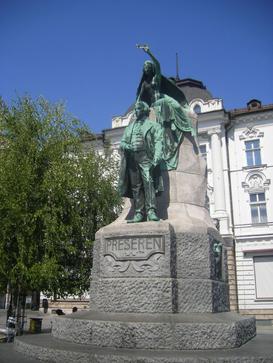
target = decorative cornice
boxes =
[207,126,222,136]
[112,111,134,128]
[190,98,223,114]
[198,110,228,123]
[242,164,267,171]
[231,110,273,125]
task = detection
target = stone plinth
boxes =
[91,221,229,314]
[73,219,255,351]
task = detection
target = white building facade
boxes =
[95,80,273,320]
[228,102,273,320]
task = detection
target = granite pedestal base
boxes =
[15,328,272,363]
[80,220,255,351]
[51,310,255,350]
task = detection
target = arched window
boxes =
[193,104,201,114]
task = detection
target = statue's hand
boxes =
[143,45,150,53]
[171,122,176,131]
[136,44,150,53]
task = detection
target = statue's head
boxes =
[143,60,155,77]
[134,101,150,119]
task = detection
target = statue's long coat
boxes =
[118,119,164,199]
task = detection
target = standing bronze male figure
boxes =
[119,101,163,223]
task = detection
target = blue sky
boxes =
[1,0,272,133]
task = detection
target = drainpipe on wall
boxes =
[225,115,239,312]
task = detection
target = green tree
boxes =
[0,96,122,314]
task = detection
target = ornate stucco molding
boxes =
[239,126,264,140]
[242,171,271,192]
[189,98,223,114]
[112,111,134,128]
[207,126,222,135]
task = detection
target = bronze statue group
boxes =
[119,46,195,223]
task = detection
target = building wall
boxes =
[228,110,273,316]
[235,240,273,311]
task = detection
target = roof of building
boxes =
[80,131,103,142]
[174,78,213,103]
[230,100,273,118]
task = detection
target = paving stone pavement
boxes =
[0,309,58,363]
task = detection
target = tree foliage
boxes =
[0,96,122,298]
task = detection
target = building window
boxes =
[250,192,267,224]
[199,144,207,160]
[245,139,261,166]
[193,104,201,114]
[254,255,273,299]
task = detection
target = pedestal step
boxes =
[51,311,255,350]
[15,331,273,363]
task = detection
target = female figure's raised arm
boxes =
[142,46,161,77]
[142,46,161,100]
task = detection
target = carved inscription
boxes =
[104,235,165,261]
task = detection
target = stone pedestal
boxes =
[90,221,229,315]
[50,221,256,352]
[53,219,253,352]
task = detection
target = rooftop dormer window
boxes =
[247,99,261,110]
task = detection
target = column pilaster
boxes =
[208,127,230,235]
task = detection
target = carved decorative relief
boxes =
[212,241,223,280]
[242,172,271,192]
[103,235,165,273]
[239,126,264,140]
[249,174,263,189]
[207,127,222,136]
[105,254,163,273]
[105,256,130,272]
[205,184,214,210]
